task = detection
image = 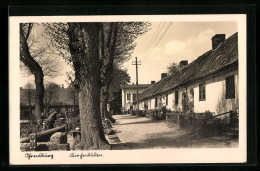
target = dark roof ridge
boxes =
[139,32,238,101]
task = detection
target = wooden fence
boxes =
[166,110,239,137]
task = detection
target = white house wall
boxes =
[193,70,238,114]
[139,69,238,115]
[122,89,137,111]
[150,98,156,109]
[167,93,174,110]
[121,89,125,110]
[122,87,149,111]
[170,87,186,112]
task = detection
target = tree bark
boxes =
[20,24,44,121]
[68,23,110,150]
[78,82,110,149]
[99,23,118,122]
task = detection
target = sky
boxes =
[20,21,237,88]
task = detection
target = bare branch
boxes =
[25,23,33,41]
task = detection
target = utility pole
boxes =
[132,57,141,115]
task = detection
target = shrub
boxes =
[130,110,136,116]
[150,109,165,120]
[204,110,213,119]
[20,119,42,138]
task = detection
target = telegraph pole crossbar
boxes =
[132,57,141,115]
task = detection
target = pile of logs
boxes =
[20,124,69,151]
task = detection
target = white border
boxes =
[9,14,247,165]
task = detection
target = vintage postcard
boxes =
[9,14,247,165]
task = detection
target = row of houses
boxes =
[20,86,78,119]
[125,32,238,116]
[20,85,123,120]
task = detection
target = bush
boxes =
[130,110,136,116]
[137,110,146,117]
[204,110,213,119]
[20,120,42,138]
[150,109,165,120]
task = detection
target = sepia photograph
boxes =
[9,14,247,164]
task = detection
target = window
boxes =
[127,94,131,101]
[155,97,157,107]
[199,83,206,101]
[175,91,178,105]
[133,94,137,102]
[166,94,168,106]
[226,75,235,99]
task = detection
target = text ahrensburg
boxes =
[25,153,54,160]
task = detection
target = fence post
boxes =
[29,133,37,151]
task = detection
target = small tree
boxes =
[167,62,180,75]
[20,23,44,121]
[100,22,151,120]
[20,23,61,121]
[109,67,130,99]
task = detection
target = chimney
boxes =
[161,73,167,80]
[179,60,188,67]
[212,34,226,49]
[151,81,155,84]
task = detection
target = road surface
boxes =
[106,114,238,149]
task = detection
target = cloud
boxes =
[147,29,216,63]
[129,29,218,84]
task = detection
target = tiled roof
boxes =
[139,32,238,101]
[121,84,151,89]
[20,87,79,106]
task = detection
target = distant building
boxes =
[121,83,151,112]
[136,33,238,116]
[20,86,78,120]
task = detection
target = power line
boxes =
[146,22,165,53]
[145,22,173,58]
[145,22,162,51]
[145,22,166,55]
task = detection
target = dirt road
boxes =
[106,114,238,150]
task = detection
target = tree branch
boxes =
[25,23,33,41]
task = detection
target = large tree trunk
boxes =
[79,81,109,149]
[68,23,110,150]
[20,24,44,121]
